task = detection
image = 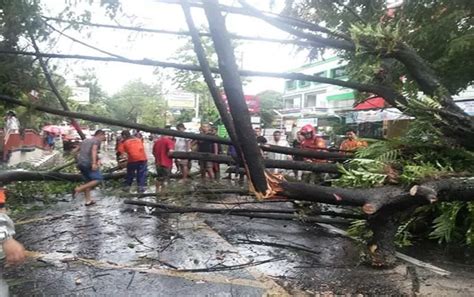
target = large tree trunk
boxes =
[204,0,269,196]
[367,210,400,267]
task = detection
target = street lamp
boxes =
[273,109,284,130]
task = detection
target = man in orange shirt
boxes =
[117,130,148,193]
[340,129,368,152]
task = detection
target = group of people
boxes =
[71,123,368,205]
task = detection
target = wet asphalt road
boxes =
[3,143,474,296]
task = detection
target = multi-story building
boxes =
[278,57,354,129]
[279,57,474,139]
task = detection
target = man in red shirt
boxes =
[117,130,148,193]
[152,134,175,192]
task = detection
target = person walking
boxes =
[152,133,175,192]
[117,130,148,193]
[73,130,106,206]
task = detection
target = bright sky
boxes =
[39,0,311,96]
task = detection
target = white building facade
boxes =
[279,57,354,129]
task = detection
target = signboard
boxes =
[296,118,318,127]
[346,108,412,124]
[165,91,195,109]
[456,100,474,115]
[222,94,260,114]
[70,86,90,105]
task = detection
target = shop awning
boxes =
[354,96,386,110]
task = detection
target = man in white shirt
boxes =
[174,123,191,180]
[267,130,291,174]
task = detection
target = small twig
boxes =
[126,271,136,289]
[176,257,283,273]
[235,239,320,255]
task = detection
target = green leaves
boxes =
[429,202,463,244]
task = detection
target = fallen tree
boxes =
[0,170,125,184]
[0,94,348,161]
[123,199,354,224]
[170,151,342,174]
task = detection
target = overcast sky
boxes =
[38,0,312,96]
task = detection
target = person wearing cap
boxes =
[73,130,106,206]
[299,124,327,162]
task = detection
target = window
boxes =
[312,71,327,85]
[331,66,347,79]
[298,80,311,88]
[285,98,295,108]
[284,96,301,108]
[285,80,296,90]
[305,94,317,107]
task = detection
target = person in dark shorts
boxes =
[73,130,106,206]
[152,133,175,192]
[195,124,215,179]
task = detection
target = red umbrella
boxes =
[42,125,65,135]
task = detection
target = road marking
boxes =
[182,213,291,296]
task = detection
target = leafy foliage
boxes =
[106,79,166,127]
[257,90,283,127]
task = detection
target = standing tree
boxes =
[257,90,283,127]
[107,79,167,127]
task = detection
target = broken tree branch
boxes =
[0,170,125,184]
[180,0,243,164]
[0,93,352,161]
[29,34,86,140]
[170,151,342,174]
[204,0,268,196]
[123,199,353,223]
[0,50,401,102]
[280,177,474,214]
[235,238,320,255]
[42,16,314,46]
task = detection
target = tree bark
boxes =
[280,178,474,214]
[180,0,243,165]
[0,170,125,184]
[123,199,352,224]
[204,0,268,196]
[367,210,400,267]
